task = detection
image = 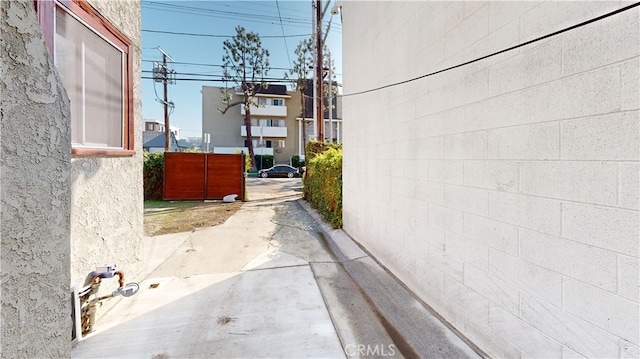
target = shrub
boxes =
[254,154,274,170]
[305,141,340,162]
[143,151,164,200]
[303,143,342,228]
[291,154,305,168]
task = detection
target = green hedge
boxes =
[254,154,274,170]
[143,151,164,200]
[291,154,305,167]
[303,142,342,228]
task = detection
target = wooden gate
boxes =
[163,153,245,200]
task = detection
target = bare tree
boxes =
[218,26,270,170]
[287,38,314,152]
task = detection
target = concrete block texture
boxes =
[342,1,639,357]
[618,162,640,210]
[563,279,639,345]
[521,294,621,358]
[562,202,639,256]
[618,255,640,303]
[560,112,639,161]
[488,304,563,358]
[520,229,618,291]
[1,0,71,356]
[520,161,618,206]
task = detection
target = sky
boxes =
[141,0,343,138]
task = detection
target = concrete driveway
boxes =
[72,178,480,358]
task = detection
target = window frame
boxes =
[35,0,135,156]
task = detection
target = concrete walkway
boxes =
[72,178,482,359]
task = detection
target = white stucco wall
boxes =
[342,2,639,357]
[69,0,144,315]
[1,1,71,356]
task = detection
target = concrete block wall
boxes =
[342,2,639,357]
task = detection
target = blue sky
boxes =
[141,0,343,138]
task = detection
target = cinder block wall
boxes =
[342,2,639,357]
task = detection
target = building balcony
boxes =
[240,104,287,117]
[213,146,273,156]
[241,126,287,138]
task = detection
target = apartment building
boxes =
[202,82,342,164]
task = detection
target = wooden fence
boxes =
[163,153,245,200]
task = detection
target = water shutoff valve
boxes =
[95,264,117,278]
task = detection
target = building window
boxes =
[258,119,285,127]
[265,140,272,148]
[257,97,267,106]
[36,0,134,156]
[147,124,154,131]
[272,98,284,106]
[259,119,271,127]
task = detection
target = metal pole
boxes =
[311,1,317,142]
[328,51,333,143]
[315,0,324,142]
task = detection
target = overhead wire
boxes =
[141,0,338,31]
[275,0,292,69]
[340,2,640,98]
[141,60,298,72]
[142,29,312,39]
[141,76,293,84]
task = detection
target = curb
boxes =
[297,199,487,359]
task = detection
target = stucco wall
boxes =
[202,85,245,148]
[69,0,144,315]
[342,2,639,357]
[0,1,71,356]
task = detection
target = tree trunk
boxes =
[301,90,306,158]
[245,106,257,171]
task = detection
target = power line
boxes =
[142,76,293,84]
[340,2,640,98]
[141,0,339,31]
[141,60,296,72]
[142,29,312,39]
[275,0,292,69]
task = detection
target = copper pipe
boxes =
[114,271,125,288]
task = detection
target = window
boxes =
[265,140,272,148]
[258,119,285,127]
[257,97,267,106]
[147,124,154,131]
[36,0,134,156]
[272,98,284,106]
[259,119,271,127]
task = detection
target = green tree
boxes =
[287,38,314,151]
[218,26,270,170]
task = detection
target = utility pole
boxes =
[163,53,169,151]
[315,0,324,142]
[153,47,175,151]
[328,51,333,143]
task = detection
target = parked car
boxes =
[258,165,300,178]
